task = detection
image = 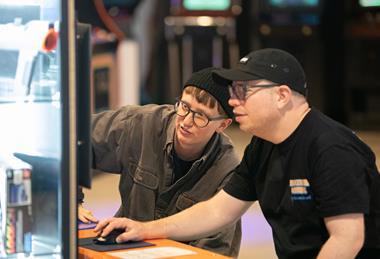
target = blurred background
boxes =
[76,0,380,258]
[76,0,380,130]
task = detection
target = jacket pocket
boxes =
[175,193,196,211]
[118,164,159,221]
[132,166,159,190]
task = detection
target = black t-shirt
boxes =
[224,108,380,258]
[172,150,196,184]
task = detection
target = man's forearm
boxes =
[144,190,251,242]
[317,235,363,259]
[144,200,233,241]
[96,191,251,244]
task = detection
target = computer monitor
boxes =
[268,0,319,8]
[170,0,241,16]
[76,22,92,188]
[258,0,322,25]
[183,0,231,11]
[262,0,321,12]
[359,0,380,7]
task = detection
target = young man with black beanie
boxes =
[78,67,241,257]
[94,49,380,259]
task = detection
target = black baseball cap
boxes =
[213,48,308,96]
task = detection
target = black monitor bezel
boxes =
[75,22,92,189]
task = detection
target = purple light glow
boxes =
[241,206,274,245]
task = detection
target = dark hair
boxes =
[182,86,227,116]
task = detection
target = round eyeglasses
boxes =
[228,81,281,101]
[174,101,227,128]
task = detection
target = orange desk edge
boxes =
[78,229,231,259]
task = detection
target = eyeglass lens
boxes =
[229,82,246,100]
[176,101,209,127]
[229,82,280,101]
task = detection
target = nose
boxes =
[182,111,194,126]
[228,97,241,107]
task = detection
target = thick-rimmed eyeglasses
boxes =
[228,81,280,101]
[174,101,227,128]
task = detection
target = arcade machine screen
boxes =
[182,0,231,11]
[359,0,380,7]
[268,0,319,8]
[171,0,239,16]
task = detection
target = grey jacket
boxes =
[91,104,241,257]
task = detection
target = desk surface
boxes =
[78,229,231,259]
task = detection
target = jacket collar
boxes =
[164,116,221,168]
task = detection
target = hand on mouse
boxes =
[78,203,98,223]
[94,217,149,243]
[94,229,125,244]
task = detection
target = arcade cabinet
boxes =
[344,0,380,129]
[164,0,241,101]
[251,0,326,112]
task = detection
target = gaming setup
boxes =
[1,0,379,257]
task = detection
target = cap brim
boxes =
[212,68,261,85]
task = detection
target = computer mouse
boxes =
[94,228,125,245]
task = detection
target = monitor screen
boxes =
[268,0,319,8]
[359,0,380,7]
[183,0,231,11]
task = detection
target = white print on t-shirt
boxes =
[289,179,312,201]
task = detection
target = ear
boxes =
[276,85,292,108]
[216,118,233,133]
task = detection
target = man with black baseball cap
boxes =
[92,49,380,258]
[210,48,380,258]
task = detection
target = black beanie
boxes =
[183,67,234,119]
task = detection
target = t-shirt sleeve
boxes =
[223,139,258,201]
[311,145,370,218]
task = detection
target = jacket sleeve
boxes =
[91,104,172,173]
[91,106,135,173]
[188,219,242,257]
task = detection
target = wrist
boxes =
[143,220,168,240]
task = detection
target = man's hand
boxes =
[78,204,98,223]
[94,217,149,243]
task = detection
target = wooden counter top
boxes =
[78,229,231,259]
